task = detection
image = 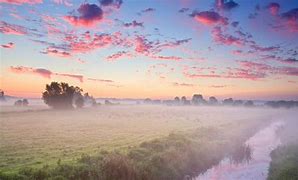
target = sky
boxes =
[0,0,298,100]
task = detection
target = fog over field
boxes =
[1,103,297,179]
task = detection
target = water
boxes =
[196,121,284,180]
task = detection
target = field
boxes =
[0,105,296,179]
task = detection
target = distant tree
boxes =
[22,99,29,106]
[244,100,254,107]
[174,96,180,105]
[105,100,112,105]
[144,98,152,104]
[223,98,234,105]
[192,94,206,105]
[75,96,84,108]
[209,96,218,105]
[42,82,83,109]
[0,90,5,101]
[233,100,243,106]
[14,100,23,106]
[181,96,188,105]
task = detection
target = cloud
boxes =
[149,55,182,61]
[9,66,85,82]
[10,66,52,79]
[281,8,298,32]
[123,20,144,28]
[282,58,298,64]
[141,8,155,13]
[267,2,280,15]
[87,78,114,83]
[106,51,133,61]
[41,47,71,58]
[210,85,227,88]
[183,60,298,81]
[52,0,72,6]
[0,0,42,5]
[99,0,123,9]
[212,26,243,46]
[216,0,239,10]
[64,3,104,27]
[1,42,14,49]
[0,21,27,35]
[191,11,228,26]
[178,8,189,13]
[172,82,195,87]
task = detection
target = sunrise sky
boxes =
[0,0,298,100]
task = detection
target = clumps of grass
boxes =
[0,121,266,180]
[268,143,298,180]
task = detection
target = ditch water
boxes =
[196,121,284,180]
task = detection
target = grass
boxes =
[0,105,292,176]
[268,144,298,180]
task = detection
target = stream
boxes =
[196,121,284,180]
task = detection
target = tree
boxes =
[22,99,29,106]
[174,96,180,105]
[223,98,233,105]
[14,100,23,106]
[75,96,84,108]
[42,82,83,109]
[0,90,5,101]
[192,94,206,105]
[244,100,254,107]
[209,96,218,105]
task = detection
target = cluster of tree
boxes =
[42,82,96,109]
[265,100,298,109]
[14,99,29,106]
[144,94,256,107]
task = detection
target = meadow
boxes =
[0,105,296,179]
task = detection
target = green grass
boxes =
[268,144,298,180]
[0,105,291,176]
[0,116,268,180]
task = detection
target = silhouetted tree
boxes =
[144,98,152,104]
[244,100,254,107]
[209,96,218,105]
[75,96,84,108]
[223,98,234,105]
[22,99,29,106]
[181,96,189,105]
[14,100,23,106]
[0,90,5,101]
[233,100,243,106]
[192,94,206,105]
[42,82,83,109]
[174,96,180,105]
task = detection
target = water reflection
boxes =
[196,121,284,180]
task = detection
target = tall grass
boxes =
[0,119,267,180]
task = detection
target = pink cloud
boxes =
[212,26,243,46]
[10,66,52,79]
[106,51,134,61]
[172,82,195,87]
[42,47,71,58]
[192,11,228,26]
[0,21,27,35]
[64,3,103,27]
[268,2,280,15]
[149,55,182,61]
[1,42,14,49]
[281,8,298,32]
[9,66,84,82]
[0,0,42,5]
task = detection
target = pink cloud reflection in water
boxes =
[196,121,284,180]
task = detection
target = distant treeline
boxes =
[143,94,298,109]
